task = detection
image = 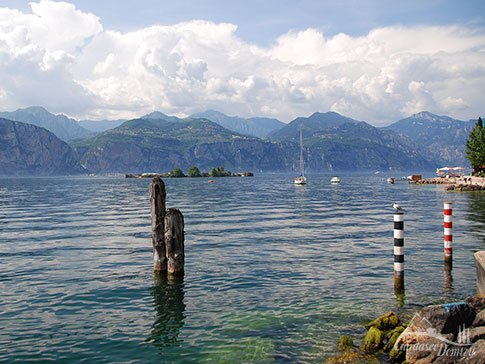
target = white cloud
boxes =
[0,0,100,114]
[0,1,484,124]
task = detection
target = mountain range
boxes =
[0,106,92,141]
[72,117,293,173]
[269,112,434,171]
[79,118,127,133]
[191,110,285,138]
[0,106,477,175]
[383,111,475,166]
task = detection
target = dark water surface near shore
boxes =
[1,174,484,363]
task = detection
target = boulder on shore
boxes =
[397,302,475,349]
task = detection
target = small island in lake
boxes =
[126,166,254,179]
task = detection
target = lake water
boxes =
[1,174,484,363]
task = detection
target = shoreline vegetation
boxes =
[125,166,254,179]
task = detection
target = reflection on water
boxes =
[443,265,453,294]
[148,273,186,352]
[394,272,405,307]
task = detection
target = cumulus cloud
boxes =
[0,0,101,114]
[0,0,484,124]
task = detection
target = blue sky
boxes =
[0,0,484,124]
[5,0,484,44]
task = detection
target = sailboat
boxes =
[294,126,307,185]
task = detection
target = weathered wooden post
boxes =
[165,208,185,275]
[150,177,167,271]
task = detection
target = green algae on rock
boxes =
[365,312,400,331]
[337,335,354,351]
[389,345,405,363]
[325,351,379,364]
[384,326,406,352]
[362,327,384,352]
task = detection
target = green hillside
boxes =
[72,117,271,173]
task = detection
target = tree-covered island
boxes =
[125,166,253,178]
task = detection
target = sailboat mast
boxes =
[299,126,304,176]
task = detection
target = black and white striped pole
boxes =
[394,211,404,291]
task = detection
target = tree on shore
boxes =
[187,166,201,177]
[169,167,185,177]
[465,117,485,175]
[210,166,231,177]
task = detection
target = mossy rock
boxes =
[365,312,400,330]
[362,327,384,353]
[326,351,379,364]
[389,345,405,363]
[337,335,354,351]
[383,326,405,352]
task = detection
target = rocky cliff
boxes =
[0,118,84,175]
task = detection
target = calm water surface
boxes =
[1,174,484,363]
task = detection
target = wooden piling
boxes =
[150,176,167,271]
[165,208,185,275]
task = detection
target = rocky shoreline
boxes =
[446,185,485,192]
[415,176,485,191]
[327,297,485,364]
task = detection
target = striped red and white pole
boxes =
[394,211,404,290]
[444,202,453,265]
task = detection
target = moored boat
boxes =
[294,126,307,185]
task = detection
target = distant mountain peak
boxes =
[0,106,90,141]
[309,111,340,118]
[190,110,285,138]
[412,111,434,117]
[383,111,474,166]
[141,111,182,122]
[200,109,226,116]
[19,106,50,113]
[143,111,170,118]
[409,111,459,123]
[268,110,362,141]
[308,111,358,124]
